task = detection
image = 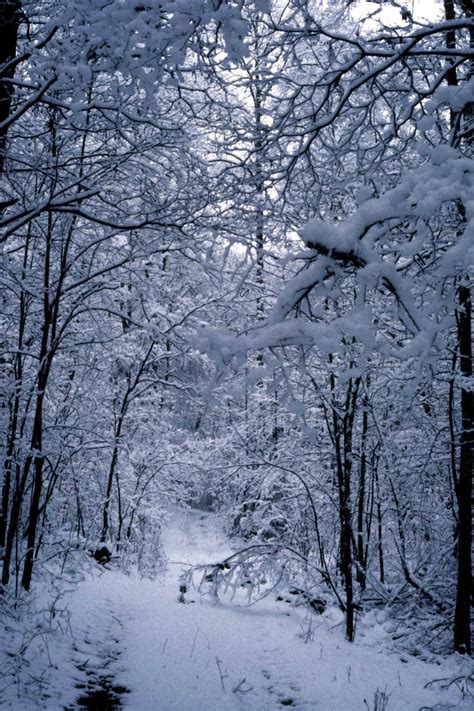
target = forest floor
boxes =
[1,511,473,710]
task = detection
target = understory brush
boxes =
[0,547,92,708]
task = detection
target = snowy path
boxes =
[60,511,472,711]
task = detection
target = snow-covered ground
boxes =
[1,511,472,710]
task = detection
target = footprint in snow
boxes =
[260,669,307,708]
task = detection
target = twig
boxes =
[190,627,200,659]
[215,656,227,691]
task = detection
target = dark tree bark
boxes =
[0,0,21,174]
[0,226,30,554]
[329,361,360,642]
[374,460,385,585]
[444,0,473,655]
[454,285,473,654]
[356,383,369,588]
[21,210,55,591]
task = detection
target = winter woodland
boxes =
[0,0,472,709]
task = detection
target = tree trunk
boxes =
[21,207,55,590]
[330,365,358,642]
[444,0,473,654]
[0,229,30,551]
[0,0,21,174]
[356,383,369,588]
[454,285,472,654]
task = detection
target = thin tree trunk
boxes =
[101,417,124,543]
[356,383,369,588]
[330,363,358,641]
[2,457,30,586]
[374,464,385,585]
[0,228,30,550]
[21,212,54,590]
[101,343,154,543]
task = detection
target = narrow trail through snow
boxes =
[67,511,471,711]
